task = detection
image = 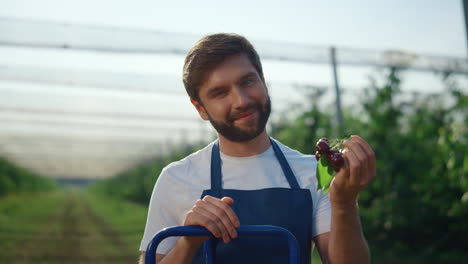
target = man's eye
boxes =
[242,79,255,86]
[213,90,226,97]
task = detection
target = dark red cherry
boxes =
[326,150,339,161]
[316,140,331,154]
[315,151,321,161]
[330,152,345,168]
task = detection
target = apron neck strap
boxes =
[210,138,301,197]
[269,138,300,189]
[210,142,223,198]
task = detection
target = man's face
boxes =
[191,53,271,142]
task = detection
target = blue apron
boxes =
[193,139,313,264]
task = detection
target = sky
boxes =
[0,0,466,57]
[0,0,466,178]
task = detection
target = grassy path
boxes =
[0,189,141,264]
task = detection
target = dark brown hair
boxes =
[182,33,264,103]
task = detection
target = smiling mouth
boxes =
[233,109,257,121]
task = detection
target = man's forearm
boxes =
[329,202,370,264]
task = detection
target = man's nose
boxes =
[231,86,251,108]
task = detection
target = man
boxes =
[139,33,375,264]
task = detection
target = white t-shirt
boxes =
[139,139,331,254]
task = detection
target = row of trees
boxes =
[0,158,57,197]
[91,68,467,262]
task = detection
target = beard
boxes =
[205,96,271,142]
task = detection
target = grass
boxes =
[0,191,63,256]
[312,247,323,263]
[0,189,145,263]
[84,190,148,251]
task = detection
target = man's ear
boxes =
[190,98,209,120]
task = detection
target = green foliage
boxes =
[0,158,57,197]
[356,70,466,262]
[270,85,335,153]
[316,156,334,193]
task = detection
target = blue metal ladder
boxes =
[145,225,300,264]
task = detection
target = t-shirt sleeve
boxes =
[312,189,331,237]
[139,168,180,254]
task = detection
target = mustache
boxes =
[228,103,260,122]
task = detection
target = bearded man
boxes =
[139,33,375,264]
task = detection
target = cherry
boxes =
[330,152,345,169]
[315,151,321,161]
[319,138,330,144]
[315,140,330,154]
[326,150,339,161]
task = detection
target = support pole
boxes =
[330,46,344,135]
